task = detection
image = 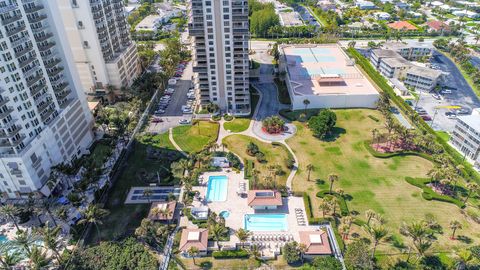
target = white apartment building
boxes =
[384,42,432,61]
[0,0,94,199]
[403,66,442,91]
[188,0,250,115]
[378,56,411,78]
[450,108,480,168]
[57,0,141,96]
[370,49,401,69]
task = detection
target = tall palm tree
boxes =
[187,246,199,265]
[78,204,110,242]
[306,164,314,182]
[338,223,350,240]
[41,198,58,227]
[34,222,62,262]
[449,220,462,239]
[211,223,225,250]
[235,228,251,248]
[399,221,433,258]
[249,244,261,260]
[0,242,21,269]
[143,188,154,204]
[13,230,39,256]
[364,225,388,259]
[303,99,310,114]
[178,159,192,177]
[365,209,376,226]
[0,204,20,230]
[328,173,339,193]
[463,182,478,204]
[29,246,52,270]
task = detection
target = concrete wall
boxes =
[291,93,379,110]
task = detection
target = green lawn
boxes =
[436,131,450,142]
[172,121,219,153]
[223,135,291,187]
[86,133,182,243]
[89,141,112,168]
[177,255,295,269]
[223,118,251,133]
[287,109,480,253]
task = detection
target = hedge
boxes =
[244,159,254,180]
[348,48,480,184]
[303,192,331,224]
[316,190,350,216]
[405,177,465,208]
[212,249,249,259]
[363,140,433,162]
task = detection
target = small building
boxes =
[425,20,451,33]
[387,21,417,31]
[395,2,410,10]
[450,108,480,168]
[299,230,333,259]
[374,12,391,20]
[317,0,336,11]
[379,57,412,78]
[135,15,162,32]
[355,0,377,10]
[148,201,176,222]
[403,66,442,91]
[191,207,209,220]
[248,190,283,210]
[430,1,443,7]
[211,157,230,168]
[179,229,209,256]
[453,10,480,18]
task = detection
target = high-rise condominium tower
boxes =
[188,0,250,115]
[57,0,140,96]
[0,0,94,199]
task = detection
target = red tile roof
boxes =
[148,201,176,221]
[299,230,333,255]
[247,190,283,206]
[387,21,417,31]
[426,20,450,31]
[179,229,209,252]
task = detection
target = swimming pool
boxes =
[206,175,228,201]
[244,214,288,231]
[219,210,230,218]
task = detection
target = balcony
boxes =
[38,41,55,52]
[28,14,47,24]
[0,107,14,119]
[0,125,21,139]
[7,25,26,37]
[1,14,22,25]
[34,32,53,42]
[47,67,64,77]
[44,58,61,69]
[30,83,46,95]
[26,74,43,87]
[11,35,30,48]
[24,4,44,14]
[0,4,18,14]
[53,82,68,92]
[0,97,9,107]
[41,109,55,122]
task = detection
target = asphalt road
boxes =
[295,5,321,28]
[416,51,480,132]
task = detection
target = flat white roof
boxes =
[458,115,480,133]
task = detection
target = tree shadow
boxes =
[315,179,325,186]
[343,194,354,201]
[200,261,213,269]
[322,127,346,142]
[457,235,473,244]
[420,256,446,270]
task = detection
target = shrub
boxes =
[308,109,337,139]
[262,116,285,134]
[212,249,249,259]
[226,152,241,169]
[255,152,266,162]
[316,190,349,216]
[211,115,221,121]
[224,114,234,121]
[246,142,259,156]
[244,159,254,179]
[364,141,433,161]
[367,115,380,122]
[405,177,465,208]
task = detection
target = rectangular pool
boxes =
[244,214,288,231]
[206,175,228,201]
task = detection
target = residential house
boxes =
[179,229,209,256]
[317,0,336,11]
[247,190,283,210]
[148,201,176,222]
[299,230,333,259]
[387,21,417,31]
[355,0,377,9]
[425,20,451,33]
[374,11,391,20]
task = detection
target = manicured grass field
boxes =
[172,121,219,153]
[223,135,291,187]
[138,132,176,150]
[436,131,450,142]
[287,109,480,252]
[223,118,251,133]
[87,133,182,243]
[177,255,295,269]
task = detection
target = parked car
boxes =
[415,107,427,114]
[456,108,470,115]
[154,110,165,115]
[421,115,432,121]
[405,100,414,106]
[152,117,163,123]
[432,93,442,100]
[179,119,191,125]
[441,89,452,94]
[445,111,456,119]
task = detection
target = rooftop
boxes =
[458,114,480,133]
[387,21,417,30]
[247,190,283,206]
[372,49,402,58]
[426,20,451,31]
[382,56,411,67]
[299,230,332,255]
[407,66,442,79]
[179,228,209,252]
[148,201,176,221]
[282,44,378,96]
[135,15,161,31]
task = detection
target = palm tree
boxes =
[463,182,478,204]
[187,246,199,265]
[78,204,110,242]
[449,220,462,239]
[178,159,192,177]
[329,197,338,216]
[29,246,52,270]
[249,244,261,260]
[335,188,345,198]
[13,230,39,256]
[0,204,20,230]
[306,164,314,182]
[210,223,225,250]
[365,210,376,226]
[0,242,21,269]
[328,173,339,193]
[303,99,310,114]
[399,221,433,258]
[235,228,251,248]
[364,225,388,259]
[339,223,350,240]
[298,243,307,263]
[318,199,331,217]
[35,222,62,262]
[372,128,379,149]
[143,188,154,204]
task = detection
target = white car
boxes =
[179,119,191,124]
[154,110,165,115]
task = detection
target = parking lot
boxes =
[146,61,195,134]
[413,51,480,132]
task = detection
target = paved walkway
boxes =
[168,128,188,157]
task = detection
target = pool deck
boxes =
[188,169,320,251]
